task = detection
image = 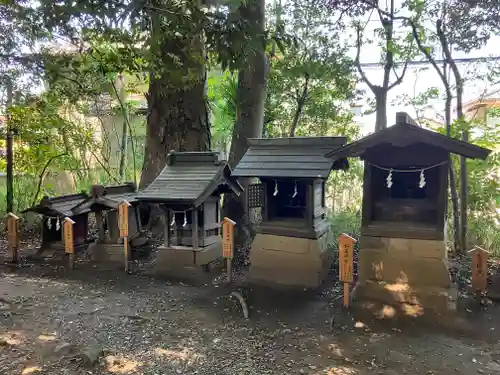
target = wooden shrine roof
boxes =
[232,137,348,179]
[325,112,491,161]
[137,151,243,207]
[72,182,138,214]
[22,192,89,217]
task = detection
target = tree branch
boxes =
[388,58,409,90]
[355,23,376,91]
[31,153,67,207]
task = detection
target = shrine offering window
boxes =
[369,163,441,225]
[266,179,308,220]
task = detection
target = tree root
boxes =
[229,291,249,319]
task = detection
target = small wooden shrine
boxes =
[325,112,491,314]
[232,137,348,288]
[72,182,147,262]
[137,151,243,278]
[23,193,90,255]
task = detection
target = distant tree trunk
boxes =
[223,0,268,244]
[289,74,309,137]
[117,74,128,181]
[410,17,462,253]
[438,19,467,253]
[140,32,210,189]
[444,86,460,253]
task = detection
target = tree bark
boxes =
[374,88,388,132]
[140,33,210,189]
[223,0,268,244]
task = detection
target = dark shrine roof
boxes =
[232,137,348,179]
[22,192,89,217]
[72,182,138,214]
[325,112,491,161]
[137,151,243,207]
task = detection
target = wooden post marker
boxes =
[6,213,20,263]
[338,233,356,308]
[469,245,490,303]
[118,200,131,273]
[63,217,76,268]
[221,217,236,282]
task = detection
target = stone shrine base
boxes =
[246,233,331,289]
[356,235,457,315]
[149,242,221,281]
[352,280,458,317]
[87,236,148,264]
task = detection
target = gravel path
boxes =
[1,261,500,375]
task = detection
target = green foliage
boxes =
[430,114,500,253]
[265,0,357,138]
[207,71,237,154]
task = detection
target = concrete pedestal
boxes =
[246,233,331,289]
[149,242,221,280]
[354,235,457,315]
[88,242,126,263]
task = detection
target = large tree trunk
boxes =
[223,0,268,245]
[140,34,210,189]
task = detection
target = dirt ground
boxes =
[1,245,500,374]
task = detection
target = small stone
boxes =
[78,345,103,367]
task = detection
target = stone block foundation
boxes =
[353,235,457,315]
[246,233,332,289]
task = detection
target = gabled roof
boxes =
[137,151,243,207]
[232,137,348,179]
[325,112,491,161]
[72,182,138,214]
[22,192,89,217]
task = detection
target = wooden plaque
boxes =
[63,217,75,254]
[118,200,131,238]
[221,217,236,258]
[7,213,20,262]
[469,246,489,291]
[338,233,356,283]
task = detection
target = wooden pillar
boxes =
[306,182,313,228]
[95,211,106,242]
[163,208,171,247]
[192,207,199,249]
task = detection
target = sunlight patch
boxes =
[37,334,57,342]
[0,331,25,346]
[21,366,41,374]
[324,366,358,374]
[154,347,204,365]
[105,355,142,374]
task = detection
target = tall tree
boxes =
[354,0,413,131]
[140,3,210,188]
[223,0,268,243]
